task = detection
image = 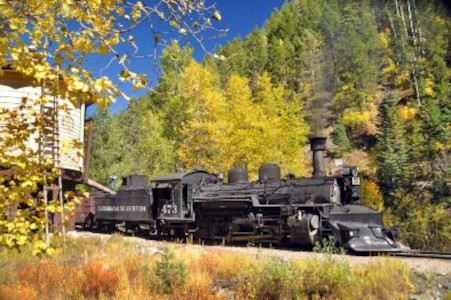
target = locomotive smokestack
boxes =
[310,137,326,177]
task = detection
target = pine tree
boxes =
[215,37,247,83]
[376,94,410,194]
[243,28,268,83]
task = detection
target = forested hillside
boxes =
[91,0,450,250]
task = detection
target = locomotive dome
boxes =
[228,166,249,184]
[258,163,281,181]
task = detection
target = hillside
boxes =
[90,0,450,251]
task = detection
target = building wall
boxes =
[0,70,85,172]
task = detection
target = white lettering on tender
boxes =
[97,205,147,212]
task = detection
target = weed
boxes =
[313,237,347,255]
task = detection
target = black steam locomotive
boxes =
[85,138,407,253]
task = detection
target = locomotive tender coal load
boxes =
[87,138,407,253]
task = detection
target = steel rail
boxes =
[388,251,451,260]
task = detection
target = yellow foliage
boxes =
[178,67,310,178]
[434,16,446,25]
[395,70,411,87]
[379,31,390,49]
[342,107,378,136]
[424,77,436,96]
[177,61,225,172]
[300,81,312,95]
[361,180,384,211]
[382,57,397,75]
[398,106,418,123]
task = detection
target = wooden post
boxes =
[40,80,50,247]
[44,186,50,247]
[59,175,65,239]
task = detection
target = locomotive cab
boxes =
[151,171,218,236]
[152,181,192,220]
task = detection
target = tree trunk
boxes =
[399,1,421,106]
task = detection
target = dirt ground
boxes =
[68,231,450,276]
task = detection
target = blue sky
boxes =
[86,0,285,115]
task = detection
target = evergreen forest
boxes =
[90,0,450,251]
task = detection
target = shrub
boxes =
[155,247,188,294]
[0,285,38,300]
[254,258,301,299]
[299,256,353,298]
[313,237,346,255]
[383,188,451,251]
[355,258,415,299]
[80,262,120,298]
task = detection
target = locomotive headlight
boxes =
[310,215,319,229]
[352,167,358,177]
[348,229,359,238]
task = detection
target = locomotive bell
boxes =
[310,137,326,177]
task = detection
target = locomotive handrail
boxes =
[194,195,332,208]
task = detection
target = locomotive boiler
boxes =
[84,137,407,253]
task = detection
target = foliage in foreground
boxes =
[0,235,417,299]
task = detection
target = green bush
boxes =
[155,247,188,294]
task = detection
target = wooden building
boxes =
[0,67,114,233]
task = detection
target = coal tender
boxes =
[190,138,407,252]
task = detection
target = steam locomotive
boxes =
[81,138,407,253]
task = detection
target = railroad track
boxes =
[76,228,451,260]
[389,250,451,260]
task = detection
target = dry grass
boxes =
[0,234,417,299]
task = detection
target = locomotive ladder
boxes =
[40,81,65,246]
